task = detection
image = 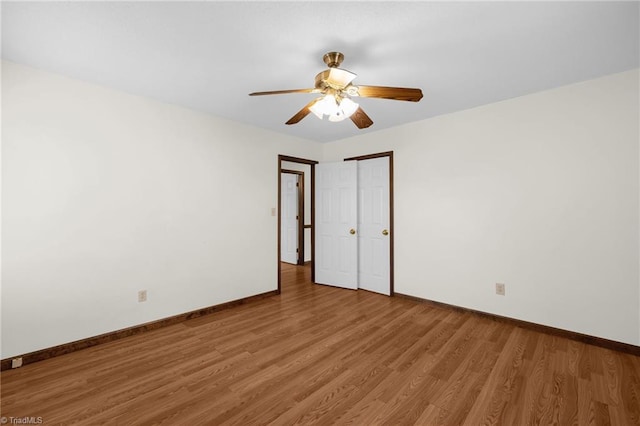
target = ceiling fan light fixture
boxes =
[332,97,359,121]
[309,95,337,119]
[310,95,359,122]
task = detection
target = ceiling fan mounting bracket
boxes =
[323,51,344,68]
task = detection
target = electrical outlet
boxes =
[138,290,147,303]
[12,357,23,368]
[496,283,506,296]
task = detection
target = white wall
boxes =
[1,61,322,358]
[323,69,640,345]
[3,61,638,360]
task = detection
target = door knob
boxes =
[350,229,356,235]
[382,229,389,236]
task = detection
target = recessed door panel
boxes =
[315,162,358,289]
[357,157,390,295]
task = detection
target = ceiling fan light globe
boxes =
[339,97,359,118]
[309,97,326,118]
[309,107,324,120]
[310,95,340,119]
[328,112,347,122]
[309,97,325,119]
[328,98,359,122]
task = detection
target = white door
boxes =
[280,172,298,264]
[357,157,391,295]
[315,161,358,289]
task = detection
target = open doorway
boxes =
[277,155,318,293]
[280,169,304,265]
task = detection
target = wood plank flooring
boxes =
[2,263,639,425]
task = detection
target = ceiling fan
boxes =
[249,52,423,129]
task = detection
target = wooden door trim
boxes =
[278,155,319,294]
[280,155,318,165]
[281,169,305,265]
[344,151,394,162]
[344,151,395,296]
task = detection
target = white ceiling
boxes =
[2,1,638,143]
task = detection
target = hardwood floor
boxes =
[2,263,639,425]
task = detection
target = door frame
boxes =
[344,151,395,296]
[278,155,319,294]
[280,169,304,265]
[277,153,392,295]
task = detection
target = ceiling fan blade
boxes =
[350,107,373,129]
[355,85,423,102]
[285,99,319,125]
[249,88,318,96]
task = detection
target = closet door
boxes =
[357,157,391,295]
[315,161,358,289]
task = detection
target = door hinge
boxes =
[296,248,299,252]
[296,182,299,187]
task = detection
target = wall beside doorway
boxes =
[1,61,324,359]
[321,70,639,346]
